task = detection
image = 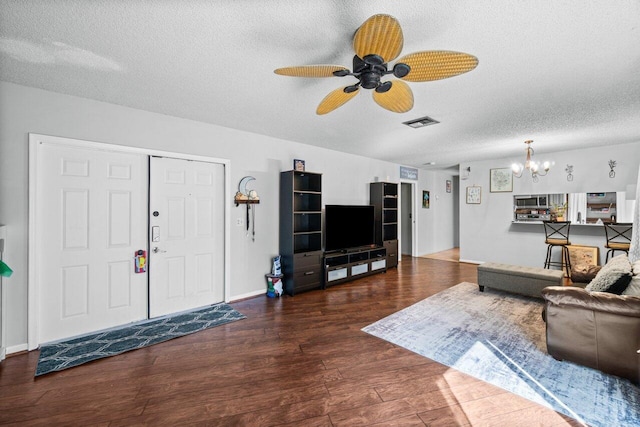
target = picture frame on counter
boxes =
[466,186,481,204]
[490,168,513,193]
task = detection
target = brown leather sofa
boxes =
[541,286,640,383]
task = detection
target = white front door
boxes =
[36,143,148,343]
[149,157,225,318]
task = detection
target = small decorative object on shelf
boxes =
[608,160,616,178]
[565,164,573,181]
[294,159,305,171]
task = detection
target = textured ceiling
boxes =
[1,1,639,171]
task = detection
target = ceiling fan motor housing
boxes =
[361,70,382,89]
[352,56,396,90]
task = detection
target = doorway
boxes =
[28,134,229,348]
[400,182,413,256]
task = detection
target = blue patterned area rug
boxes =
[362,282,640,427]
[36,303,245,376]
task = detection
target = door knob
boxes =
[152,247,167,254]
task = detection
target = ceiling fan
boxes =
[274,14,478,115]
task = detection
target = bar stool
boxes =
[543,221,572,276]
[604,222,632,262]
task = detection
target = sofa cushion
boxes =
[585,254,632,295]
[542,285,640,316]
[622,275,640,297]
[571,265,601,283]
[605,254,632,270]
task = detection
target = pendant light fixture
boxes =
[511,140,551,183]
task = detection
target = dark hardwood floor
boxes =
[0,257,583,426]
[420,247,460,262]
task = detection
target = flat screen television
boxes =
[325,204,375,252]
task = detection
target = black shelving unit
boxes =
[370,182,399,268]
[279,171,323,295]
[324,247,387,287]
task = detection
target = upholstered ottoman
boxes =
[477,262,564,298]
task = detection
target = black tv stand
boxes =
[326,246,376,255]
[324,246,387,287]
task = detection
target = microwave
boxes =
[514,194,548,208]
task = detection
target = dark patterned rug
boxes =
[363,282,640,427]
[36,303,245,376]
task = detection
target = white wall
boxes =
[459,142,640,266]
[1,82,460,351]
[413,170,458,256]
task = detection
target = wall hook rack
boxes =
[234,175,260,206]
[234,176,259,241]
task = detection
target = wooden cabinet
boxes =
[370,182,398,268]
[280,171,323,295]
[383,239,398,269]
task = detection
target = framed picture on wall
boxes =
[422,190,430,208]
[490,168,513,192]
[466,186,481,204]
[446,180,452,193]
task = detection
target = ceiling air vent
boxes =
[403,115,440,128]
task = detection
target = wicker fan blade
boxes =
[396,51,478,82]
[316,86,360,115]
[274,65,349,78]
[353,14,403,63]
[372,80,413,113]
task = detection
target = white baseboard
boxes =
[7,343,28,354]
[229,289,266,302]
[459,259,483,265]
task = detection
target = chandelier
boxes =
[511,140,551,183]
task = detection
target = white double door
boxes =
[36,143,224,344]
